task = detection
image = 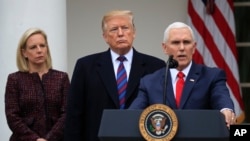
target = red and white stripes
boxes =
[187,0,244,122]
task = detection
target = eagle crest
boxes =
[150,114,168,135]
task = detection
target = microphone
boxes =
[163,55,178,104]
[168,55,178,68]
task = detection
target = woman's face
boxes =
[22,33,48,67]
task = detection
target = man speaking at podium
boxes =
[129,22,236,128]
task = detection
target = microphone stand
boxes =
[163,55,178,105]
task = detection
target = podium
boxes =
[98,109,229,141]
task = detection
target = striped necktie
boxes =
[116,56,127,109]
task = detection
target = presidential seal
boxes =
[139,104,178,141]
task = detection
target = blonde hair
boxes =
[16,28,52,72]
[101,10,135,32]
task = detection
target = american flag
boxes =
[187,0,244,123]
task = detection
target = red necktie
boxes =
[176,71,185,108]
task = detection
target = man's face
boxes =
[103,15,135,55]
[162,27,196,70]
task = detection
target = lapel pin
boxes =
[190,79,195,82]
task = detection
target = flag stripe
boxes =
[212,3,238,59]
[192,1,240,87]
[204,1,243,110]
[187,0,244,119]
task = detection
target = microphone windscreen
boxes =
[169,58,178,68]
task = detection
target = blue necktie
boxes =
[117,56,127,109]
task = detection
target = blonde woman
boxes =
[5,28,70,141]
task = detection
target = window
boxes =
[234,0,250,122]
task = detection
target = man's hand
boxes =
[221,109,236,128]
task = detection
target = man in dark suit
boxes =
[64,10,165,141]
[129,22,236,128]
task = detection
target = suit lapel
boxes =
[179,63,201,108]
[97,51,120,108]
[165,69,178,109]
[126,50,145,100]
[96,49,158,108]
